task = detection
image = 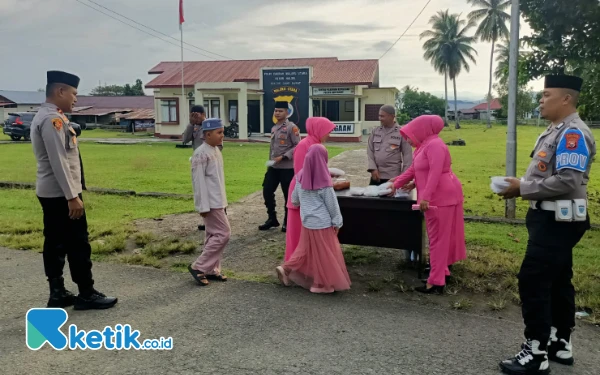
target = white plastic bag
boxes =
[394,189,410,198]
[378,188,392,196]
[349,187,365,196]
[364,186,380,197]
[490,176,510,193]
[329,167,345,177]
[265,160,275,167]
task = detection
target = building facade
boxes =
[146,58,398,142]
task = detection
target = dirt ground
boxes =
[133,148,523,319]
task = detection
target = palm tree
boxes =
[467,0,510,128]
[420,10,478,129]
[494,40,510,84]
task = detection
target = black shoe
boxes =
[281,224,287,233]
[198,225,205,231]
[74,289,118,310]
[548,327,574,366]
[499,340,550,375]
[259,218,280,231]
[47,277,76,308]
[414,285,444,295]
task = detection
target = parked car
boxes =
[3,112,36,141]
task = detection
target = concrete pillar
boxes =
[354,96,360,135]
[259,94,265,134]
[238,87,248,140]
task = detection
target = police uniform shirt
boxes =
[270,120,301,169]
[367,123,413,179]
[183,122,205,150]
[521,112,596,202]
[31,103,82,200]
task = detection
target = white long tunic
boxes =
[191,143,227,214]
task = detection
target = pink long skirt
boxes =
[425,203,467,286]
[284,207,302,261]
[284,226,351,292]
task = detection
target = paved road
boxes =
[1,247,598,375]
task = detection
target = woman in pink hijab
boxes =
[285,117,336,261]
[276,144,351,293]
[391,115,466,294]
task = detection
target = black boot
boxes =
[548,327,574,365]
[74,288,118,310]
[414,284,444,295]
[281,213,287,233]
[499,340,550,375]
[259,214,280,231]
[47,277,76,308]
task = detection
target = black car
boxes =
[3,112,36,141]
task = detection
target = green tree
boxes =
[578,63,600,121]
[520,0,600,79]
[494,39,531,87]
[495,82,537,120]
[421,10,478,129]
[399,86,446,119]
[90,79,146,96]
[467,0,511,128]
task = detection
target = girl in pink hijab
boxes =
[391,115,466,294]
[277,144,351,294]
[285,117,336,261]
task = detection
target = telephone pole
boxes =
[505,0,520,219]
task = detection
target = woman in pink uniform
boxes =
[285,117,336,261]
[391,115,466,294]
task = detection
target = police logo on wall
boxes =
[272,89,299,125]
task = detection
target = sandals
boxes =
[188,265,209,286]
[276,266,291,286]
[206,273,228,282]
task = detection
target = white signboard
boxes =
[312,87,355,96]
[331,123,355,134]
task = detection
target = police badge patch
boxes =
[51,118,63,131]
[556,128,590,172]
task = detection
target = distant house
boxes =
[448,99,502,120]
[70,96,155,129]
[0,90,46,122]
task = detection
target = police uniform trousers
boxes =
[37,193,94,290]
[262,167,295,219]
[519,207,589,345]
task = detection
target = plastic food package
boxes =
[333,180,351,191]
[394,189,410,198]
[378,188,392,196]
[364,186,381,197]
[349,187,365,196]
[490,176,510,193]
[329,167,345,177]
[265,160,275,167]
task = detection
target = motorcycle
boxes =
[224,120,253,139]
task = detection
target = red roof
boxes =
[472,99,502,111]
[76,96,154,109]
[146,57,379,88]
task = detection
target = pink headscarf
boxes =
[292,117,335,175]
[297,144,332,190]
[400,115,445,148]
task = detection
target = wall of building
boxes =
[362,88,397,133]
[1,104,40,122]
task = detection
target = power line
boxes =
[82,0,233,60]
[379,0,432,60]
[72,0,219,60]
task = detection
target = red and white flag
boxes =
[179,0,185,26]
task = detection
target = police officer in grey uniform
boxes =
[498,75,595,375]
[183,105,207,151]
[367,105,413,185]
[31,71,118,310]
[259,101,301,232]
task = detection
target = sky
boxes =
[0,0,544,101]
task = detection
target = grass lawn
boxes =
[0,142,345,199]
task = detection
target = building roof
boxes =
[122,108,155,120]
[71,108,133,116]
[146,57,379,88]
[76,96,154,109]
[472,99,502,111]
[459,108,478,114]
[0,90,46,105]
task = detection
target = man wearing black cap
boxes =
[259,101,301,232]
[498,75,596,374]
[30,71,118,310]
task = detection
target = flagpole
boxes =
[180,22,185,122]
